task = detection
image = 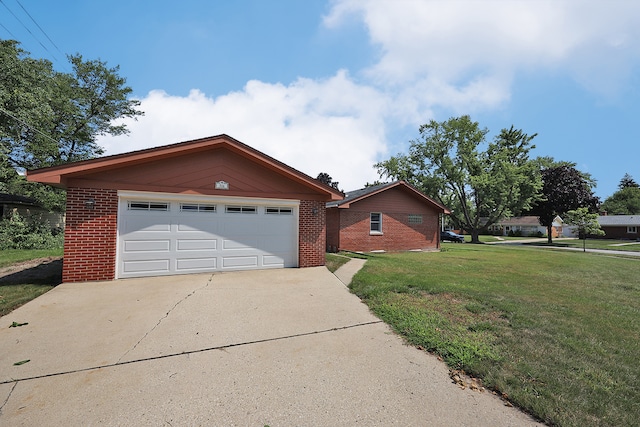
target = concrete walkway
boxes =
[0,267,539,426]
[487,237,640,257]
[333,257,367,285]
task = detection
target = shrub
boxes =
[0,212,64,250]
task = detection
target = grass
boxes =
[325,253,350,273]
[0,248,63,317]
[349,244,640,427]
[528,238,640,252]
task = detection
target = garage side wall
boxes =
[326,207,340,252]
[299,200,326,267]
[63,188,118,282]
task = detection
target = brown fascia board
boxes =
[339,181,450,214]
[26,134,343,200]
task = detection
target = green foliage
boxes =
[565,207,605,252]
[618,173,639,189]
[375,116,542,243]
[0,211,63,250]
[1,39,143,210]
[601,186,640,215]
[531,164,599,243]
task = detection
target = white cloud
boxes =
[98,70,390,191]
[325,0,640,103]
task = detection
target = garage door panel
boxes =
[176,239,217,251]
[262,254,286,267]
[222,237,259,250]
[176,257,217,270]
[124,240,171,252]
[222,219,259,234]
[176,219,219,233]
[222,256,259,269]
[122,259,170,274]
[122,218,172,233]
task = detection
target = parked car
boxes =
[441,231,465,243]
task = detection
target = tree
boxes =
[530,162,600,243]
[375,115,542,243]
[619,173,639,189]
[316,172,342,192]
[601,186,640,215]
[0,39,143,210]
[564,207,605,252]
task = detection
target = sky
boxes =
[2,0,639,200]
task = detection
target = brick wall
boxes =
[63,188,118,282]
[326,207,340,252]
[299,199,326,267]
[338,210,440,252]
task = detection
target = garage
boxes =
[118,193,298,278]
[27,134,342,283]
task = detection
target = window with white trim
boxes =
[370,212,382,233]
[408,214,423,224]
[127,201,169,211]
[225,205,257,214]
[265,207,293,215]
[628,226,637,233]
[180,203,216,213]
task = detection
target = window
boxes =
[370,212,382,234]
[225,205,257,214]
[128,201,169,211]
[628,226,637,234]
[408,214,423,224]
[180,203,216,213]
[266,207,293,215]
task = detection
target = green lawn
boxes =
[0,248,63,317]
[530,238,640,252]
[350,245,640,427]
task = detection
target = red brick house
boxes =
[326,181,448,252]
[27,135,342,282]
[595,215,640,239]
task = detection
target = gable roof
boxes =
[326,181,449,213]
[598,215,640,226]
[495,215,562,226]
[26,134,343,201]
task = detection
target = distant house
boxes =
[486,215,563,237]
[0,193,65,228]
[326,181,449,252]
[596,215,640,239]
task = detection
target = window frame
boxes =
[370,212,383,234]
[408,214,423,225]
[627,226,637,234]
[225,205,258,214]
[127,201,169,212]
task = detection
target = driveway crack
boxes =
[0,381,17,417]
[117,274,215,363]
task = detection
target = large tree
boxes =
[601,175,640,215]
[0,39,143,210]
[375,115,542,243]
[530,161,600,243]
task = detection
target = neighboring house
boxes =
[486,215,563,237]
[27,134,343,283]
[595,215,640,239]
[326,181,449,252]
[0,193,64,228]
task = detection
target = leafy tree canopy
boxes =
[316,172,342,192]
[0,39,143,211]
[375,115,542,243]
[619,173,639,189]
[564,207,605,252]
[601,186,640,215]
[529,160,600,243]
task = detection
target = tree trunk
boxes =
[547,224,553,244]
[471,230,480,243]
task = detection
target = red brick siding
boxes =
[299,200,326,267]
[326,207,340,252]
[63,188,118,282]
[337,210,440,252]
[597,226,639,239]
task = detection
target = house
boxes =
[326,181,449,252]
[486,215,563,237]
[0,193,65,228]
[26,134,343,283]
[595,215,640,239]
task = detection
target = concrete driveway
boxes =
[0,266,539,426]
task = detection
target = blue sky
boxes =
[2,0,639,200]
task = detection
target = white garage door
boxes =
[117,193,298,278]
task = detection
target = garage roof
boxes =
[27,134,343,201]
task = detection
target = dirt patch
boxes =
[0,257,63,285]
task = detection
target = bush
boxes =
[0,212,64,250]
